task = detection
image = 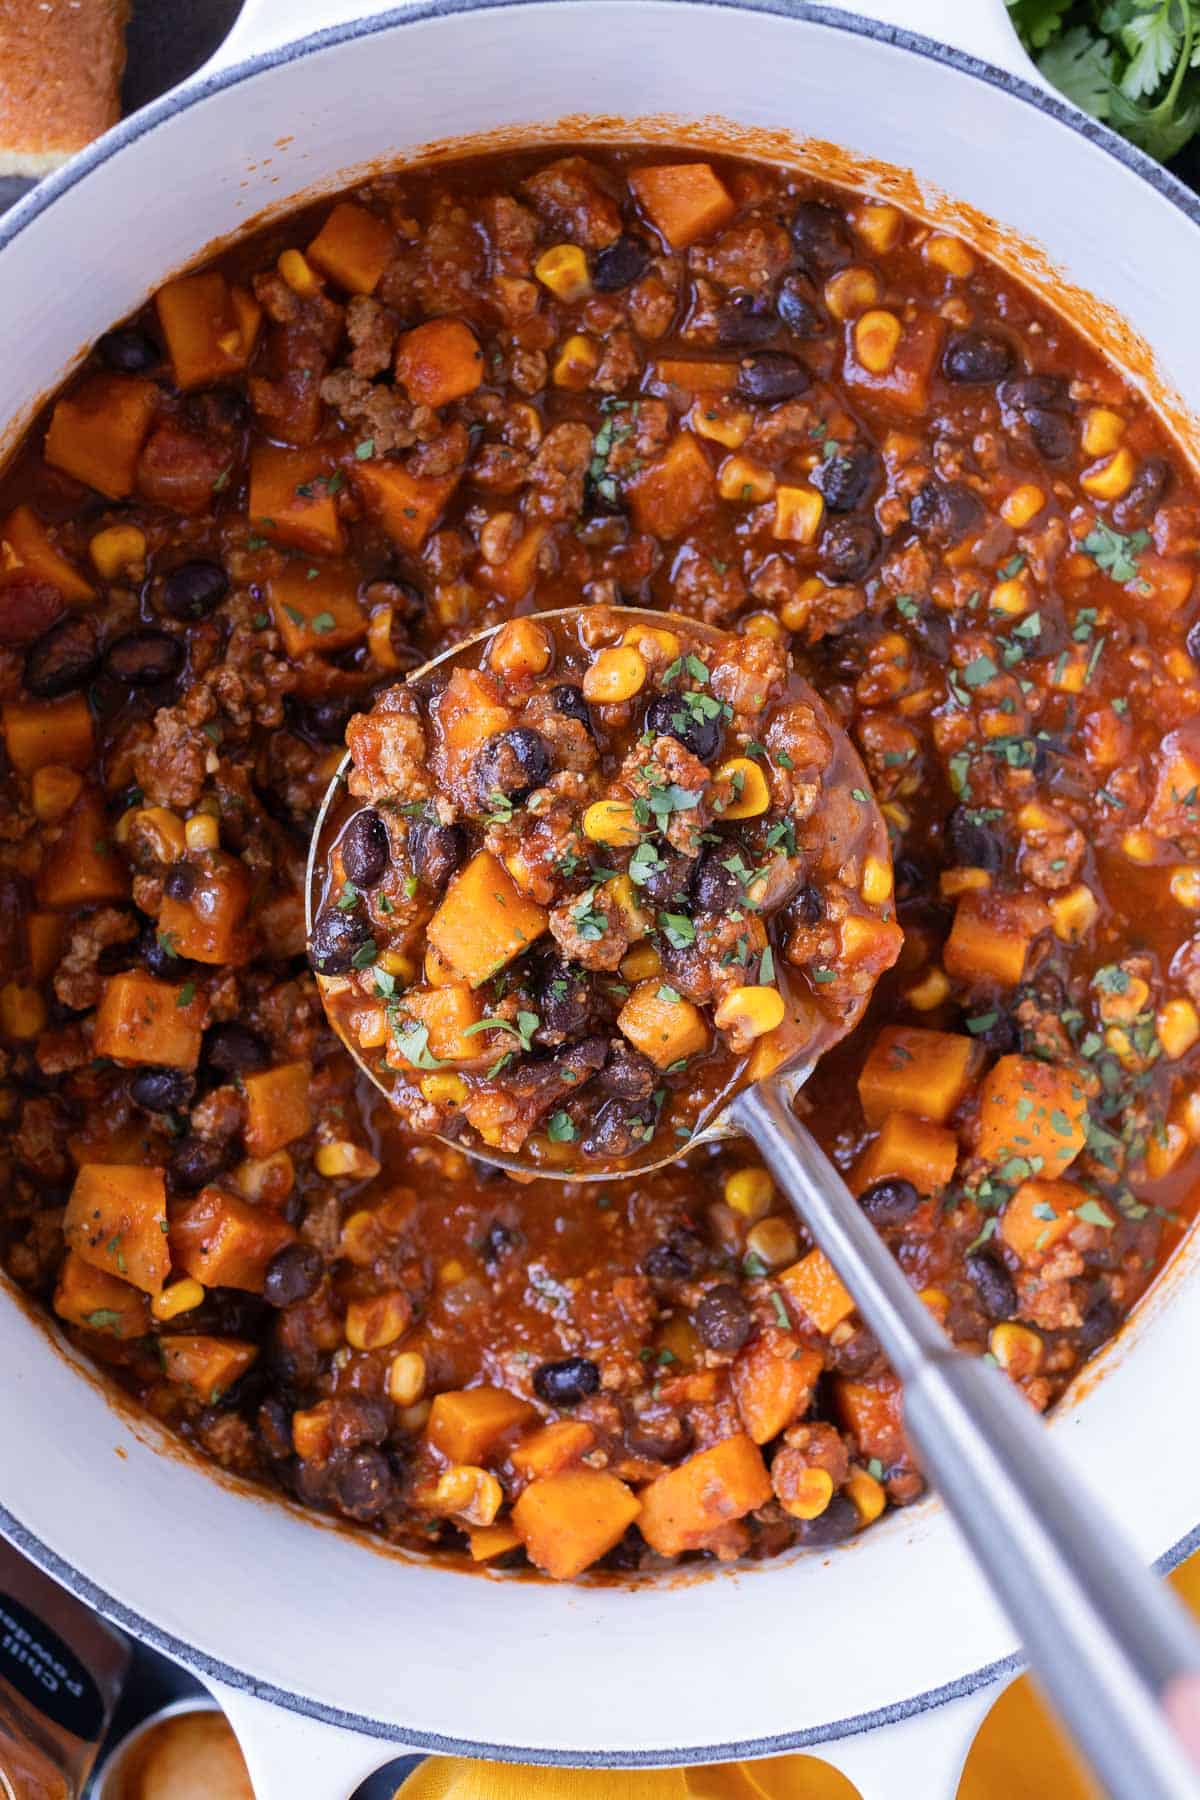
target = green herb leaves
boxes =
[1082,520,1151,582]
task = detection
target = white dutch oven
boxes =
[2,2,1200,1795]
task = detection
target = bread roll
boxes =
[0,0,129,175]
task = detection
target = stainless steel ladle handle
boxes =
[733,1079,1200,1800]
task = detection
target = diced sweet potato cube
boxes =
[307,201,395,294]
[157,854,252,965]
[395,318,483,408]
[857,1025,981,1126]
[618,979,709,1069]
[1146,725,1200,842]
[629,162,736,249]
[1001,1177,1092,1260]
[159,1336,258,1403]
[248,445,345,555]
[242,1061,312,1157]
[53,1251,148,1340]
[944,892,1044,987]
[268,563,367,658]
[93,970,205,1069]
[732,1339,823,1445]
[1132,554,1194,623]
[26,911,65,983]
[780,1250,856,1335]
[485,524,547,604]
[427,851,548,987]
[637,1433,770,1557]
[628,432,715,539]
[467,1522,523,1562]
[64,1163,169,1294]
[155,271,256,390]
[427,1386,535,1464]
[0,506,93,603]
[835,1375,912,1469]
[510,1419,595,1479]
[843,308,943,422]
[513,1470,641,1580]
[653,359,738,393]
[3,694,93,774]
[37,790,128,910]
[852,1110,958,1196]
[43,374,157,499]
[353,459,459,553]
[433,667,514,781]
[976,1054,1090,1181]
[170,1186,296,1291]
[292,1399,335,1462]
[389,983,483,1066]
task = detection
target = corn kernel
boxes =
[905,967,951,1011]
[89,524,146,581]
[184,813,219,852]
[844,1467,887,1525]
[151,1277,206,1322]
[434,1465,502,1527]
[773,484,825,544]
[1182,1093,1200,1142]
[552,333,599,389]
[1146,1119,1190,1180]
[582,799,640,848]
[854,310,902,374]
[990,1322,1043,1379]
[621,625,681,667]
[779,577,828,633]
[117,805,186,863]
[1082,407,1125,457]
[691,403,752,449]
[1170,867,1200,909]
[990,576,1032,616]
[1122,830,1158,866]
[583,645,646,704]
[861,854,893,906]
[534,243,591,303]
[1104,1024,1139,1070]
[1158,999,1200,1061]
[379,949,417,982]
[940,867,991,898]
[367,604,403,671]
[923,234,975,278]
[351,1003,388,1051]
[780,1465,834,1521]
[420,1071,468,1106]
[715,756,771,819]
[1081,446,1135,501]
[714,984,786,1040]
[1049,884,1099,943]
[234,1150,295,1204]
[724,1166,775,1220]
[1052,646,1088,693]
[491,617,553,679]
[440,1258,466,1285]
[881,800,911,834]
[0,982,45,1040]
[387,1350,427,1406]
[620,942,662,983]
[278,248,320,295]
[345,1290,411,1351]
[1000,484,1045,529]
[824,266,881,321]
[30,764,83,823]
[856,202,902,254]
[746,1216,798,1268]
[920,1288,950,1325]
[1097,973,1150,1025]
[719,455,776,504]
[316,1140,383,1180]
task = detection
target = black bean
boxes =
[551,683,594,732]
[965,1249,1017,1321]
[532,957,593,1044]
[967,1009,1019,1055]
[642,1231,703,1282]
[1025,407,1075,463]
[592,235,649,291]
[634,843,693,906]
[24,615,99,698]
[796,1494,861,1546]
[335,1447,393,1520]
[188,389,250,436]
[789,201,852,276]
[204,1021,270,1076]
[942,330,1015,385]
[481,1220,518,1265]
[714,297,778,347]
[263,1242,324,1308]
[98,326,160,373]
[624,1413,694,1464]
[1078,1292,1119,1356]
[139,923,197,982]
[776,274,826,337]
[600,1039,658,1103]
[1000,374,1071,414]
[998,376,1075,463]
[167,1133,231,1193]
[947,805,1004,873]
[644,691,723,763]
[737,350,810,404]
[103,629,184,688]
[289,694,357,744]
[409,819,467,888]
[307,906,373,975]
[694,1283,752,1353]
[582,1099,652,1160]
[859,1178,921,1227]
[690,850,743,912]
[473,727,551,805]
[1188,617,1200,666]
[819,517,881,584]
[1113,455,1171,530]
[129,1066,195,1113]
[811,444,877,513]
[341,809,389,887]
[906,606,951,660]
[533,1356,600,1406]
[162,861,196,902]
[159,560,229,622]
[257,1397,295,1461]
[909,479,982,544]
[790,884,825,927]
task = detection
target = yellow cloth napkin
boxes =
[396,1754,867,1800]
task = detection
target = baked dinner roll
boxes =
[0,0,129,175]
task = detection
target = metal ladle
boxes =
[308,606,1200,1800]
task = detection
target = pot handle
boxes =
[205,1678,393,1800]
